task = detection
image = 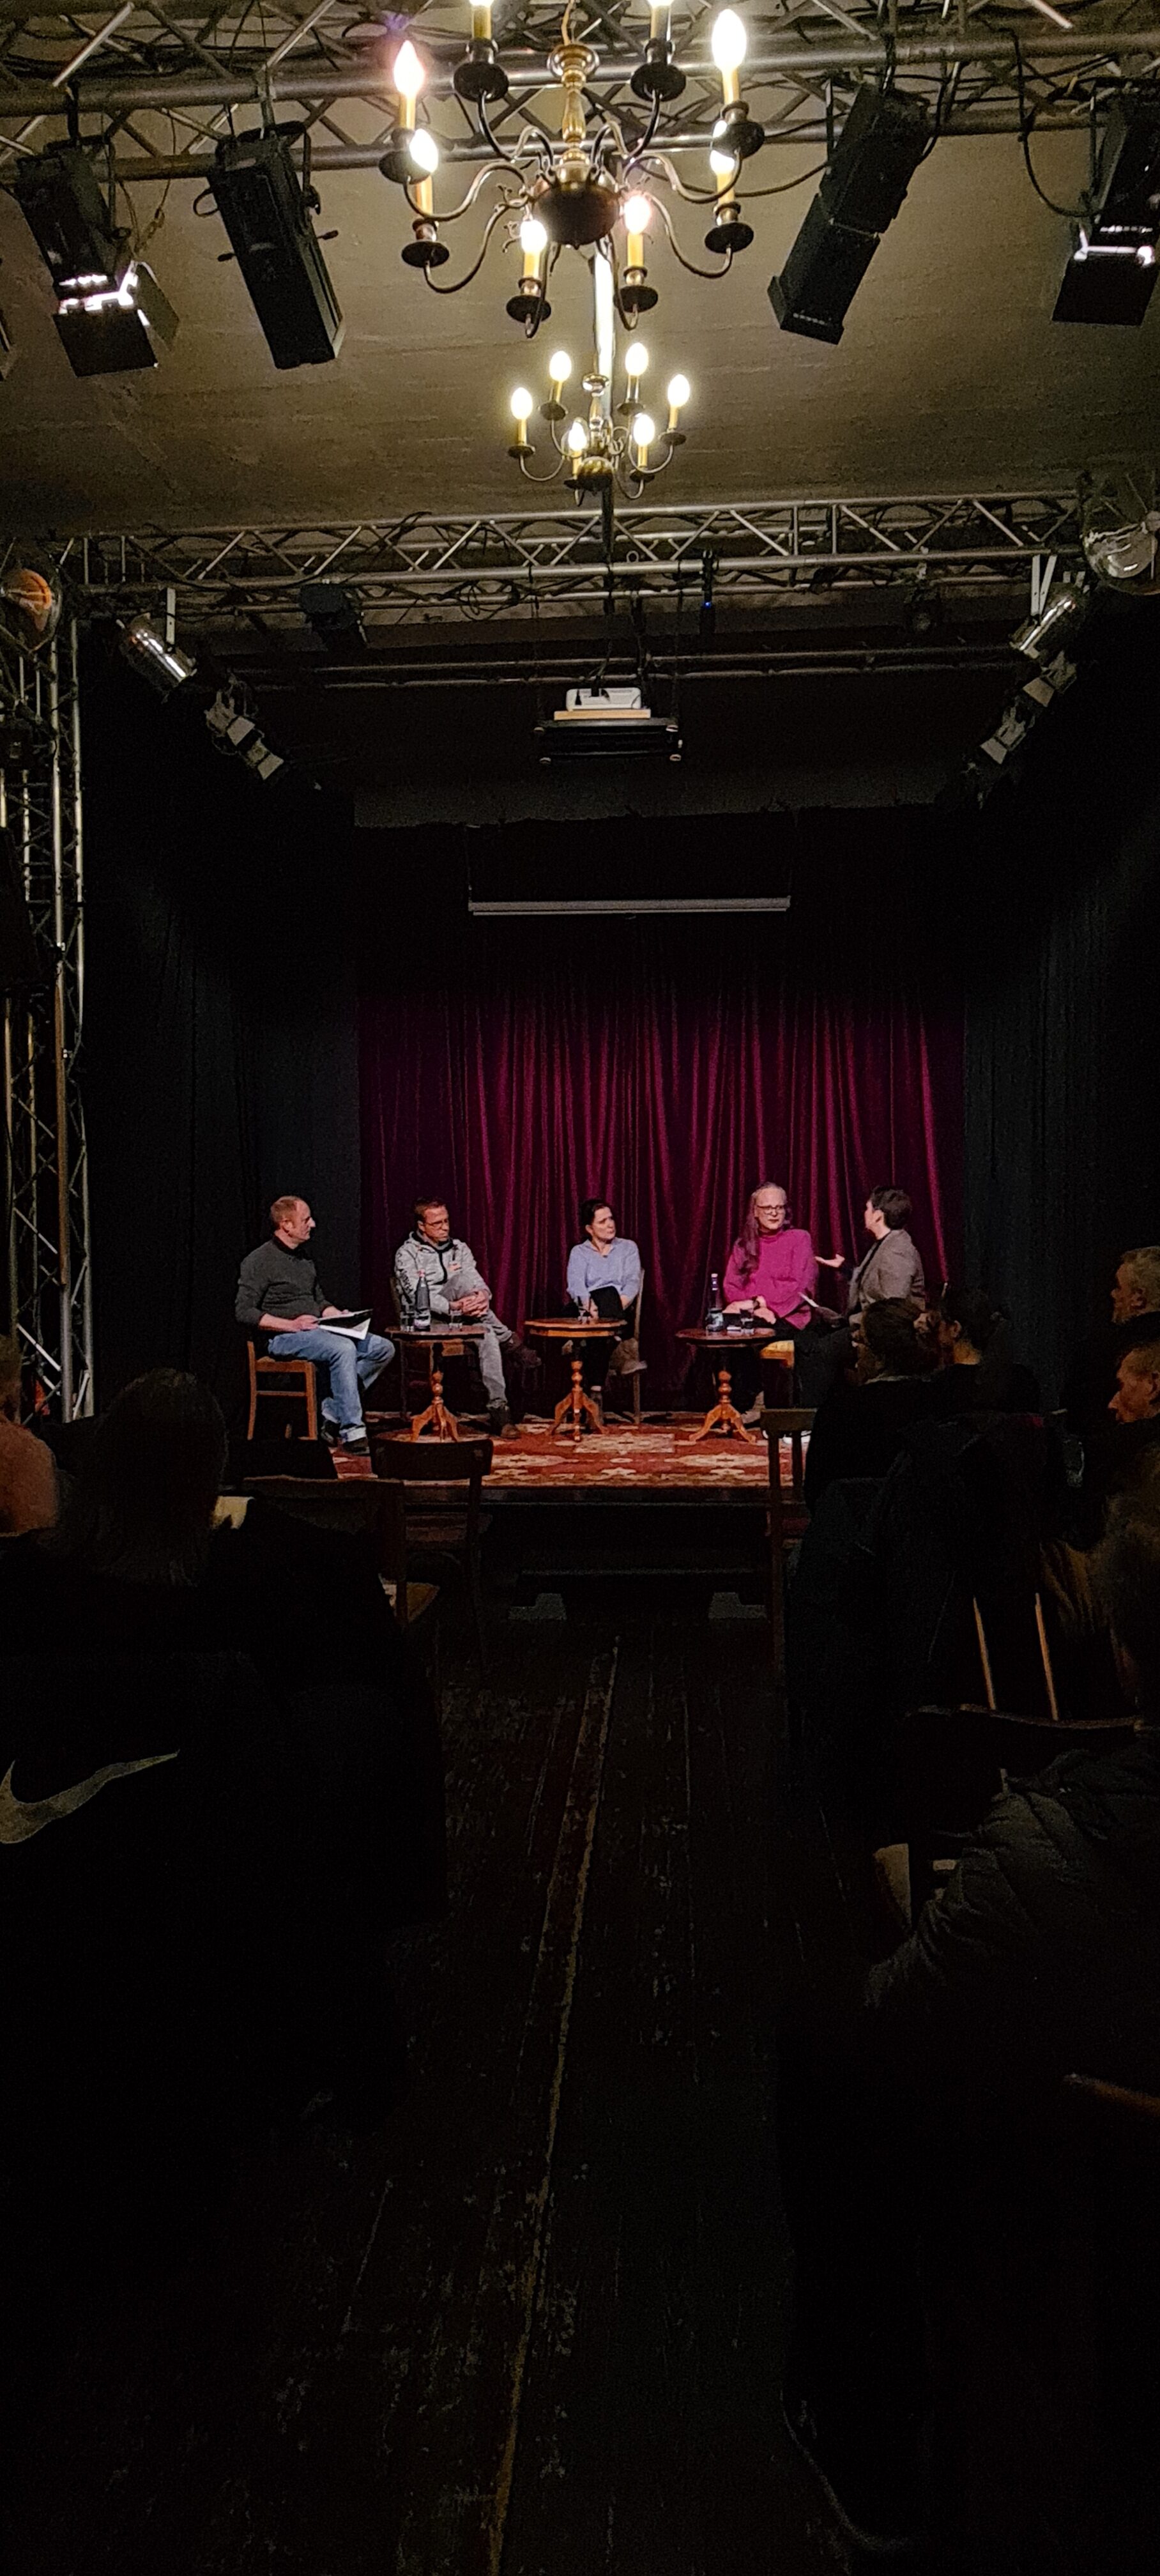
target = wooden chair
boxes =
[245,1337,319,1441]
[238,1476,438,1630]
[761,1406,814,1706]
[374,1434,492,1669]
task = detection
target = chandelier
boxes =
[378,6,766,491]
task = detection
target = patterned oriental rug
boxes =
[340,1414,800,1498]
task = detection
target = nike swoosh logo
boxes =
[0,1751,180,1844]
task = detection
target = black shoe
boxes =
[487,1402,513,1438]
[782,2386,917,2557]
[340,1432,370,1457]
[319,1418,340,1448]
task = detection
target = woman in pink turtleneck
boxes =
[724,1181,818,1326]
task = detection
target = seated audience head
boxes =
[581,1198,616,1246]
[735,1181,790,1275]
[1110,1339,1160,1425]
[864,1185,912,1240]
[413,1195,451,1246]
[51,1368,227,1586]
[857,1299,925,1382]
[937,1285,997,1367]
[270,1193,314,1247]
[1096,1501,1160,1710]
[0,1331,20,1423]
[1111,1246,1160,1326]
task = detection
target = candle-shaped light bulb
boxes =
[632,411,655,470]
[393,39,425,127]
[622,191,652,271]
[710,9,747,106]
[567,417,588,455]
[519,213,548,280]
[625,341,649,379]
[408,124,439,213]
[666,372,690,431]
[471,1,492,40]
[549,349,572,399]
[510,385,533,449]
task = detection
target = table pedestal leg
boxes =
[692,1361,754,1443]
[552,1352,602,1441]
[411,1356,462,1442]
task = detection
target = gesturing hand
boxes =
[817,1254,845,1270]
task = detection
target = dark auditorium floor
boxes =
[9,1525,861,2576]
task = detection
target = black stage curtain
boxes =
[81,653,359,1414]
[964,614,1160,1401]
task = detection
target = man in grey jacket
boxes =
[393,1198,518,1434]
[812,1184,926,1405]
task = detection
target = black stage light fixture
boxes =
[1054,96,1160,325]
[533,687,681,763]
[205,684,286,781]
[211,128,344,369]
[768,84,931,344]
[54,261,178,377]
[11,144,178,376]
[300,580,367,652]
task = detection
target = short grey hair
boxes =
[1120,1246,1160,1311]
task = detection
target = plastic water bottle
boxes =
[705,1271,724,1331]
[414,1273,431,1332]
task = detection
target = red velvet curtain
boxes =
[359,831,962,1392]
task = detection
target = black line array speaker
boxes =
[768,86,931,344]
[211,130,344,370]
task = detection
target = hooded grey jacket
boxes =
[393,1232,491,1327]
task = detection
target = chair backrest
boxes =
[761,1407,814,1517]
[631,1269,645,1341]
[896,1701,1138,1845]
[241,1474,408,1596]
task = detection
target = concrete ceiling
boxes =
[1,114,1157,533]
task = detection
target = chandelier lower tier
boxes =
[379,5,767,489]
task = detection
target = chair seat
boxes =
[379,1577,439,1622]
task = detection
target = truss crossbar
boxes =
[1,624,94,1420]
[64,495,1084,625]
[2,6,1160,175]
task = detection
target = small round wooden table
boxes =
[677,1326,797,1443]
[395,1322,486,1441]
[524,1318,625,1439]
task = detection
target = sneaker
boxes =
[486,1402,512,1438]
[340,1431,370,1455]
[740,1402,764,1427]
[319,1418,340,1448]
[782,2386,917,2557]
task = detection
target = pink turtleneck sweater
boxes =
[722,1226,818,1329]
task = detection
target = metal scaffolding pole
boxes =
[0,620,94,1419]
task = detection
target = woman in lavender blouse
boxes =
[566,1199,645,1395]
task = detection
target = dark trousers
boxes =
[726,1321,834,1411]
[570,1284,627,1392]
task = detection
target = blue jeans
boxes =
[269,1328,395,1438]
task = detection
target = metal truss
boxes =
[1,3,1159,186]
[0,624,94,1420]
[62,492,1085,629]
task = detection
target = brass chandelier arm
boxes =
[420,197,514,291]
[403,157,512,225]
[649,190,734,276]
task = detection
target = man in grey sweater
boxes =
[236,1195,395,1453]
[393,1197,518,1434]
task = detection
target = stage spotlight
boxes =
[119,615,196,694]
[11,146,178,376]
[767,84,931,344]
[211,128,344,370]
[205,685,286,781]
[1011,585,1083,663]
[1054,96,1160,326]
[1079,465,1160,591]
[300,581,367,653]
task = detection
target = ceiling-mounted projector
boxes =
[535,685,682,763]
